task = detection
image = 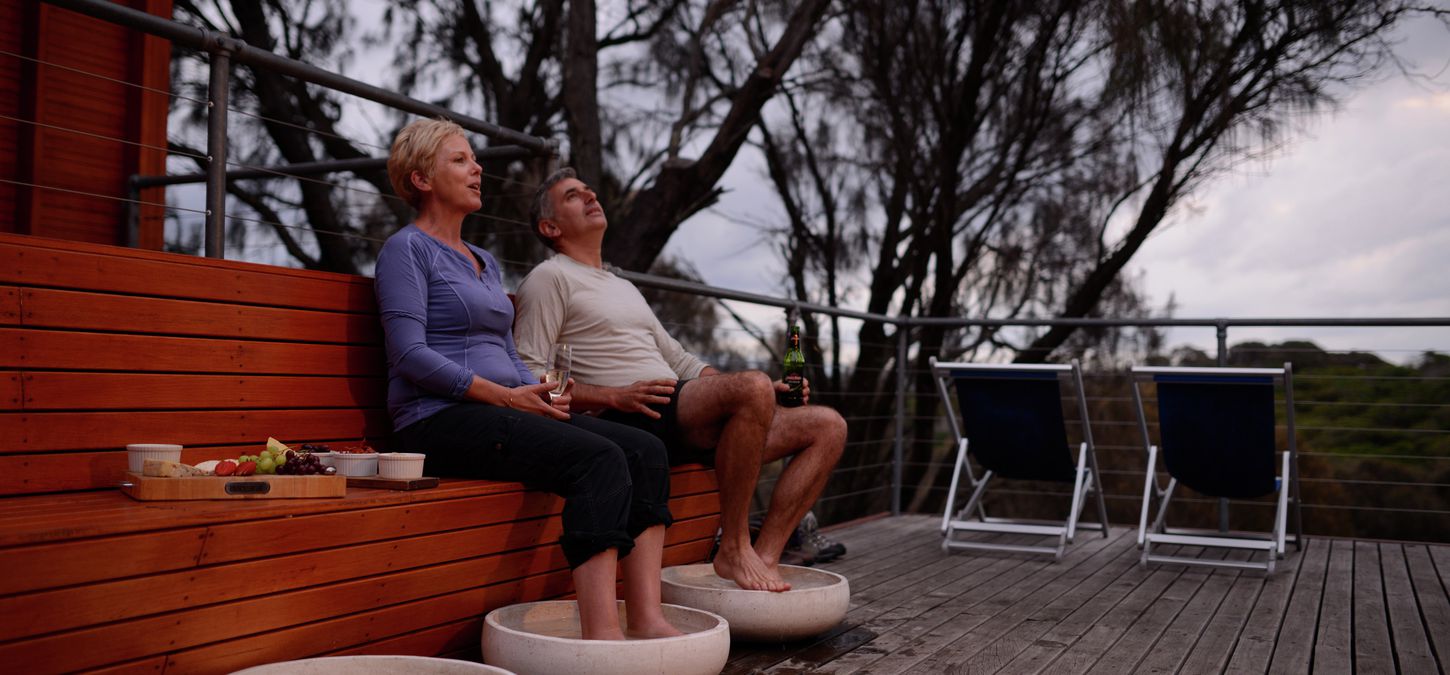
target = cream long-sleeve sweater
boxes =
[513,253,709,387]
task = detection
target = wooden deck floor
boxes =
[725,515,1450,674]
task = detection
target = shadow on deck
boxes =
[725,514,1450,674]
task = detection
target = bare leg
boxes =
[573,548,624,640]
[676,371,789,591]
[754,405,847,568]
[620,524,684,638]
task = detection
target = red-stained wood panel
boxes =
[0,371,19,410]
[328,616,484,660]
[0,329,387,375]
[132,0,173,251]
[0,0,22,236]
[1,528,208,597]
[0,480,520,546]
[0,548,578,673]
[20,288,382,344]
[29,5,132,243]
[198,491,719,566]
[1,508,718,643]
[0,518,556,642]
[161,569,580,675]
[0,236,377,312]
[0,408,389,452]
[0,286,17,324]
[22,373,386,410]
[0,472,714,593]
[162,540,714,675]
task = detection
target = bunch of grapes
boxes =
[276,450,336,476]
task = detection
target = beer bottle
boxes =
[779,323,805,407]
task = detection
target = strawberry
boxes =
[214,459,238,476]
[233,460,257,476]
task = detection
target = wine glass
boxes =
[545,344,571,400]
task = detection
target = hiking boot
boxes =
[797,511,846,563]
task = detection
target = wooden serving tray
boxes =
[346,476,440,491]
[120,473,347,501]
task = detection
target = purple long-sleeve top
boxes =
[375,224,536,431]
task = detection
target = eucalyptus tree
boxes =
[752,0,1436,514]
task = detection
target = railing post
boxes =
[1215,322,1228,366]
[204,41,232,259]
[1216,320,1229,532]
[892,322,908,516]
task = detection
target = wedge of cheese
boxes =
[142,459,208,477]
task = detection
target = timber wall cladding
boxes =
[0,231,388,495]
[3,0,172,245]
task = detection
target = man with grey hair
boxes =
[514,168,847,592]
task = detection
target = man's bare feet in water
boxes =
[713,542,791,592]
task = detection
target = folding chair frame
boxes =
[1131,364,1304,573]
[931,358,1111,560]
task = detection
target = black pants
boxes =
[395,403,673,568]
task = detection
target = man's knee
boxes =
[734,370,776,408]
[819,407,847,462]
[796,406,846,462]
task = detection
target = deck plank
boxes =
[1175,550,1283,675]
[1036,552,1189,674]
[1311,539,1354,675]
[1266,536,1331,673]
[1405,545,1450,672]
[1081,549,1224,674]
[1352,540,1396,673]
[1380,543,1440,674]
[1130,550,1249,674]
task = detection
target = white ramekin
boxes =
[378,452,426,479]
[127,444,183,473]
[331,452,379,477]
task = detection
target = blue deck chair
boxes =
[930,358,1110,559]
[1130,365,1304,573]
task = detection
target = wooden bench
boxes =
[0,233,721,673]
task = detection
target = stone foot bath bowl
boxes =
[232,655,513,674]
[660,564,850,642]
[482,601,729,675]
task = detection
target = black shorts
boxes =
[597,379,715,466]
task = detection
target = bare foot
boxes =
[714,546,791,592]
[580,626,627,641]
[627,618,685,639]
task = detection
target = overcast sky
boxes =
[663,14,1450,360]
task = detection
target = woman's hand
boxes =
[504,382,570,420]
[550,378,575,414]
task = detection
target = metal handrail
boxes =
[130,147,538,189]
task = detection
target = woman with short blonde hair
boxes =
[375,118,680,641]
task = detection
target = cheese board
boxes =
[120,472,347,501]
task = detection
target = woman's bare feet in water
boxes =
[627,616,685,639]
[713,543,790,592]
[581,626,627,640]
